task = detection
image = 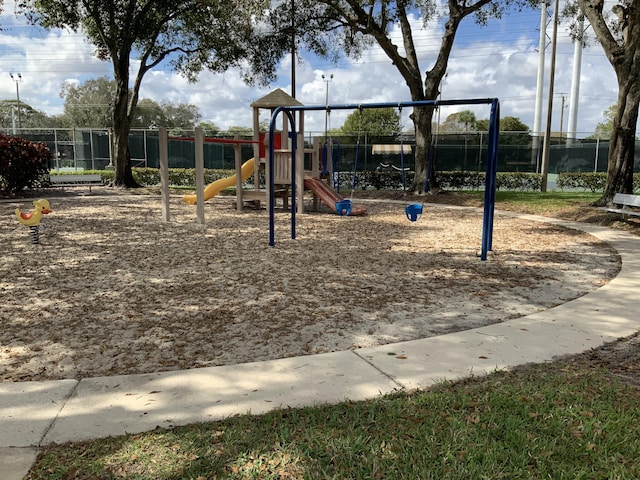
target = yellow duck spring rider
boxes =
[15,198,53,244]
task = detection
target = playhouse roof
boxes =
[251,88,303,109]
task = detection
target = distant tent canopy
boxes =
[371,144,413,155]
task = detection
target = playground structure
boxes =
[169,89,366,221]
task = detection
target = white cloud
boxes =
[0,4,624,136]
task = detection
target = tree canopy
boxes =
[339,108,402,137]
[476,115,530,133]
[57,77,202,130]
[0,100,52,129]
[21,0,293,186]
[59,76,114,128]
[440,110,479,132]
[586,104,617,140]
[282,0,541,192]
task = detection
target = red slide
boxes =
[304,178,367,216]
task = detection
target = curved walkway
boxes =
[2,211,640,479]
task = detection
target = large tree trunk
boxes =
[405,4,465,193]
[112,64,139,188]
[597,80,639,205]
[410,105,436,193]
[578,0,640,206]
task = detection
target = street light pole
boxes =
[9,73,22,129]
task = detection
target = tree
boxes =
[23,1,291,187]
[278,0,539,193]
[131,98,166,128]
[476,115,530,145]
[476,115,530,133]
[440,110,478,132]
[339,107,402,141]
[59,78,202,131]
[566,1,640,203]
[587,103,617,140]
[199,121,220,136]
[58,76,114,128]
[162,102,201,128]
[226,125,253,137]
[457,110,478,132]
[0,100,52,129]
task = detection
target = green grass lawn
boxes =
[27,364,640,479]
[451,190,602,212]
[493,191,601,211]
[25,190,640,480]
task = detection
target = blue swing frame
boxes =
[267,98,500,261]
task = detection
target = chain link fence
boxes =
[3,127,639,174]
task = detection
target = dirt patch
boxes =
[1,191,622,382]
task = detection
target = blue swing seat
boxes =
[405,203,423,222]
[336,199,352,216]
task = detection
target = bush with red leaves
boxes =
[0,133,51,195]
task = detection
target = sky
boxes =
[0,1,623,138]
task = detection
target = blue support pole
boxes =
[481,99,500,260]
[289,129,297,240]
[268,107,297,247]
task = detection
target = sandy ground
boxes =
[0,190,621,382]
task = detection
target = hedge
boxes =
[557,172,640,193]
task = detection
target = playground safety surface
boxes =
[1,193,620,382]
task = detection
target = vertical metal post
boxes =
[89,129,96,170]
[72,128,77,170]
[290,127,297,240]
[143,130,149,168]
[159,127,170,222]
[481,99,500,260]
[54,129,60,170]
[268,110,279,246]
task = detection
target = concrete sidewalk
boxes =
[2,213,640,480]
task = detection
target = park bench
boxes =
[49,174,104,192]
[604,193,640,219]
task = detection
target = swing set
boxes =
[266,98,500,261]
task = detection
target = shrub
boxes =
[557,172,640,193]
[557,172,607,192]
[496,172,542,191]
[0,133,51,195]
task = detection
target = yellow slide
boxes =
[183,158,255,204]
